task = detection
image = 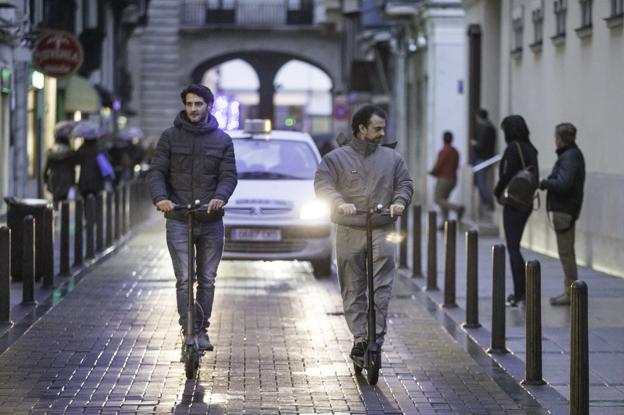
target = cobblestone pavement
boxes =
[0,222,547,414]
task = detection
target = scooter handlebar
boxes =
[354,204,401,216]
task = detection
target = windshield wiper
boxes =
[238,171,307,180]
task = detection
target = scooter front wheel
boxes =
[366,351,381,385]
[185,346,200,379]
[353,361,363,374]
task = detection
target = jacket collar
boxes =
[173,111,219,135]
[349,135,379,157]
[556,142,577,156]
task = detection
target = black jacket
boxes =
[43,143,76,201]
[473,121,496,160]
[494,140,539,199]
[541,143,585,220]
[76,141,105,197]
[148,112,237,215]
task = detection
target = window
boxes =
[531,3,544,45]
[554,0,567,36]
[612,0,624,16]
[511,6,524,54]
[233,139,318,180]
[579,0,592,27]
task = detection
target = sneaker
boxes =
[505,293,524,307]
[350,341,366,358]
[457,206,465,222]
[197,330,214,351]
[549,292,571,306]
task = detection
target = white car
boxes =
[223,120,333,277]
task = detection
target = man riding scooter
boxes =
[314,105,413,361]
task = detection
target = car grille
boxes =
[224,240,307,253]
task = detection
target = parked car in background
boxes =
[223,120,333,277]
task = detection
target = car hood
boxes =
[225,179,319,218]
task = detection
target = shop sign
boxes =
[32,30,84,78]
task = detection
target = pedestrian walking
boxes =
[73,121,111,200]
[471,109,496,212]
[148,84,237,351]
[539,123,585,306]
[43,121,76,206]
[429,131,464,229]
[494,115,539,307]
[314,105,413,358]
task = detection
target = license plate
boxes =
[230,228,282,241]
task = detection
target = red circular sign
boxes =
[33,30,84,78]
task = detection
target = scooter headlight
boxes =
[300,199,330,220]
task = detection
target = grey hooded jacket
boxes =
[148,111,237,218]
[314,137,414,228]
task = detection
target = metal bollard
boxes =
[22,215,36,305]
[462,229,481,328]
[74,199,84,267]
[96,192,104,252]
[570,280,589,415]
[426,211,438,291]
[114,187,121,240]
[488,244,509,354]
[122,184,129,234]
[60,201,71,276]
[86,195,96,260]
[412,205,422,277]
[0,226,11,324]
[106,190,113,247]
[42,206,55,288]
[522,260,546,385]
[443,220,457,307]
[399,214,408,268]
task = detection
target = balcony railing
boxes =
[182,0,315,27]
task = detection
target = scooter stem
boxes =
[186,210,195,343]
[366,209,377,352]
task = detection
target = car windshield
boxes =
[233,138,318,180]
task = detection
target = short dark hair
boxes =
[443,131,453,144]
[556,122,577,145]
[180,84,214,105]
[477,109,488,119]
[351,105,386,136]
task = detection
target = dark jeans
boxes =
[474,162,494,211]
[166,219,224,332]
[503,205,531,299]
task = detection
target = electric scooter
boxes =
[350,204,399,386]
[172,201,207,380]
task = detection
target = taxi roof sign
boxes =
[244,119,271,134]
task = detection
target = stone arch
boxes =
[190,51,336,122]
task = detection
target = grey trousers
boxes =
[166,219,224,331]
[336,223,396,346]
[552,212,577,294]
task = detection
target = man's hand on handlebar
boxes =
[156,199,175,213]
[389,203,405,218]
[338,203,357,216]
[207,198,225,213]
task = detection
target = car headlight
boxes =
[300,200,330,220]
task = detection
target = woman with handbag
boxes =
[494,115,539,307]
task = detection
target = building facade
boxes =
[463,0,624,276]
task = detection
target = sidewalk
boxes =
[401,225,624,414]
[0,220,549,414]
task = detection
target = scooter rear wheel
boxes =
[185,346,200,379]
[366,351,381,385]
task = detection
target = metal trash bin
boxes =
[3,197,52,281]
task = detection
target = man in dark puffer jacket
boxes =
[540,122,585,306]
[149,84,237,350]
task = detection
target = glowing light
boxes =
[213,94,241,130]
[385,231,405,244]
[284,117,295,127]
[31,71,45,89]
[73,111,82,121]
[300,200,330,220]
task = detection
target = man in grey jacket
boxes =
[149,84,237,350]
[314,105,413,357]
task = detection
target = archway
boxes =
[191,51,335,125]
